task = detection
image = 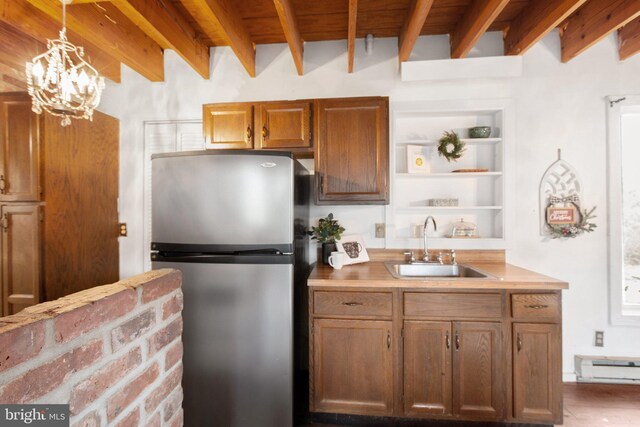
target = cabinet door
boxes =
[403,321,452,416]
[0,93,40,201]
[513,323,562,424]
[315,97,389,204]
[312,318,394,416]
[1,203,41,315]
[257,101,311,150]
[452,322,504,419]
[203,103,253,149]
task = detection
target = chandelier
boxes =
[25,0,105,127]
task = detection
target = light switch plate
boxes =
[375,223,385,238]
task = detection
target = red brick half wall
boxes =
[0,269,184,427]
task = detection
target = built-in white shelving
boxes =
[396,137,502,146]
[386,100,513,250]
[396,172,503,178]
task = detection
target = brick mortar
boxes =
[0,269,183,427]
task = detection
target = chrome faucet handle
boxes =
[403,251,416,263]
[450,250,457,265]
[437,252,444,264]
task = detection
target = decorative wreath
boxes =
[437,130,466,162]
[547,202,597,238]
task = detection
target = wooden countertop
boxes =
[308,261,569,290]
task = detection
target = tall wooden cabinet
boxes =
[0,92,120,315]
[0,94,40,201]
[0,93,42,317]
[1,203,41,315]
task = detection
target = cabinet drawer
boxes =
[314,291,392,317]
[511,294,560,320]
[404,293,502,319]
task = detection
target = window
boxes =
[608,96,640,324]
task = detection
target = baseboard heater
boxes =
[575,355,640,384]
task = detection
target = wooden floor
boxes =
[299,383,640,427]
[562,383,640,427]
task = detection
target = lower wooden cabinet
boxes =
[309,288,563,424]
[403,321,452,416]
[311,318,394,415]
[1,203,42,316]
[403,321,503,420]
[453,321,504,419]
[513,322,562,424]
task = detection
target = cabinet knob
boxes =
[517,333,522,352]
[246,126,252,142]
[1,214,8,232]
[445,331,450,349]
[387,331,391,350]
[0,174,5,193]
[262,126,268,139]
[455,332,460,350]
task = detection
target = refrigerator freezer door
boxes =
[154,261,293,427]
[152,152,293,246]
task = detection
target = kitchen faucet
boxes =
[423,216,436,262]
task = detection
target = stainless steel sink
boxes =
[385,262,491,279]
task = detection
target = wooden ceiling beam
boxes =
[0,20,42,74]
[25,0,164,81]
[181,0,256,77]
[347,0,357,73]
[398,0,435,62]
[450,0,510,59]
[619,15,640,60]
[273,0,304,75]
[111,0,209,79]
[0,0,121,82]
[505,0,586,56]
[561,0,640,62]
[2,74,26,90]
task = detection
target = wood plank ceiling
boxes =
[1,0,640,89]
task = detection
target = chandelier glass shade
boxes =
[25,2,105,127]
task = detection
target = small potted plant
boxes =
[308,213,345,265]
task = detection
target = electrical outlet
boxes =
[375,223,385,238]
[595,331,604,347]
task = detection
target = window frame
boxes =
[607,95,640,325]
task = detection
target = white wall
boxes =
[99,31,640,377]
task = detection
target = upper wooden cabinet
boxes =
[0,93,40,202]
[203,103,254,149]
[203,100,313,155]
[315,97,389,204]
[1,203,41,316]
[256,101,312,150]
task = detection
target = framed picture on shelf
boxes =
[406,144,430,174]
[336,234,369,264]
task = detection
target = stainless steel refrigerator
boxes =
[151,150,309,427]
